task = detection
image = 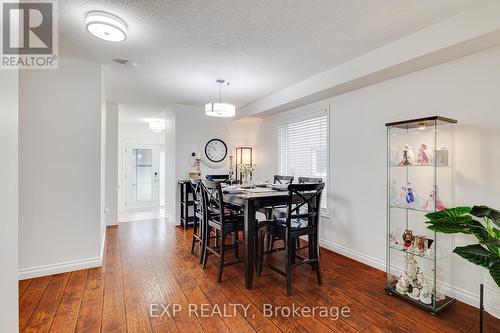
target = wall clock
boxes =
[205,138,228,163]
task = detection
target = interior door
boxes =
[124,144,160,209]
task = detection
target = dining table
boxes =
[223,187,317,289]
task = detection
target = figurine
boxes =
[422,186,446,211]
[402,230,414,248]
[405,254,418,281]
[419,284,432,304]
[417,144,430,165]
[396,274,409,294]
[392,185,407,207]
[405,183,415,206]
[409,287,420,300]
[415,235,426,253]
[399,145,414,166]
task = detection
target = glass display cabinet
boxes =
[385,116,457,313]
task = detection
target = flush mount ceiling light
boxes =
[205,79,236,117]
[86,11,127,42]
[149,120,165,133]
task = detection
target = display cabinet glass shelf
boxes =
[385,116,457,314]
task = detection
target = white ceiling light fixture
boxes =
[205,79,235,117]
[86,11,127,42]
[149,120,165,133]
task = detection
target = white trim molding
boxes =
[319,238,481,309]
[18,257,102,280]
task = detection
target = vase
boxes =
[484,270,500,319]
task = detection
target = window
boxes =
[278,111,328,210]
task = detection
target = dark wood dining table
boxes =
[223,189,313,289]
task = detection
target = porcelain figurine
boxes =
[417,144,430,165]
[419,284,432,304]
[399,145,414,166]
[409,287,420,300]
[405,254,418,280]
[402,229,414,248]
[396,274,410,294]
[423,186,446,211]
[404,183,416,207]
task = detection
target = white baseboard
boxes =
[320,238,386,271]
[106,217,118,226]
[319,238,480,309]
[18,257,102,280]
[101,229,107,261]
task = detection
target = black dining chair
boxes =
[257,182,325,296]
[200,180,245,282]
[258,175,294,219]
[189,179,205,263]
[298,177,323,184]
[269,177,324,250]
[206,174,230,181]
[258,175,294,250]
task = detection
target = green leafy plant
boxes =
[425,205,500,287]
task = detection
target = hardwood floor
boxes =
[19,219,499,332]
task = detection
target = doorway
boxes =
[123,144,164,211]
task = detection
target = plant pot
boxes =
[484,270,500,319]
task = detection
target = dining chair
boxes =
[298,177,323,184]
[200,180,245,282]
[269,177,324,250]
[257,182,325,296]
[189,179,205,263]
[258,175,294,250]
[206,174,230,181]
[258,175,294,219]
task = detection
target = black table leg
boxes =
[244,200,256,289]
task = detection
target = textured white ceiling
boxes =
[59,0,489,110]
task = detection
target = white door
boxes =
[124,144,160,209]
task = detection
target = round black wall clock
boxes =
[205,139,228,163]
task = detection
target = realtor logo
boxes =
[1,0,58,69]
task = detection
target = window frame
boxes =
[277,107,330,216]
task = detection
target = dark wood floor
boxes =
[18,219,499,332]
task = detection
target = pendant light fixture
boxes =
[205,79,235,117]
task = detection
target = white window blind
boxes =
[278,111,328,210]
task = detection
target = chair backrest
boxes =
[285,183,325,231]
[298,177,323,184]
[273,175,294,185]
[189,178,202,213]
[206,174,230,181]
[200,180,225,225]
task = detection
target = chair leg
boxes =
[217,232,227,283]
[233,231,239,259]
[201,226,210,269]
[199,218,206,264]
[190,217,198,254]
[296,237,301,250]
[315,234,322,285]
[285,235,292,296]
[257,230,264,276]
[291,237,296,265]
[267,234,273,251]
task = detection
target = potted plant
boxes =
[426,205,500,318]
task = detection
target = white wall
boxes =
[117,105,165,212]
[19,57,105,279]
[164,107,176,222]
[0,70,19,332]
[173,104,262,223]
[105,102,119,225]
[255,46,500,307]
